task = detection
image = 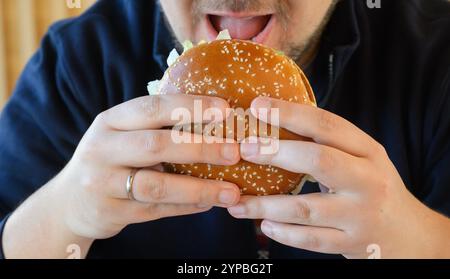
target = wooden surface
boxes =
[0,0,96,109]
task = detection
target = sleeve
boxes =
[0,28,93,257]
[421,70,450,216]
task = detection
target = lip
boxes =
[205,13,276,44]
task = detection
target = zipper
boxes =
[328,53,335,91]
[318,52,335,108]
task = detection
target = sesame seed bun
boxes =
[158,39,316,196]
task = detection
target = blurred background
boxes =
[0,0,96,109]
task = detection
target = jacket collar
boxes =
[307,0,361,107]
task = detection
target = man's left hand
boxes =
[228,97,448,259]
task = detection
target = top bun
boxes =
[155,38,316,195]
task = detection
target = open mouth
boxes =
[206,13,275,44]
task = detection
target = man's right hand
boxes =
[3,95,241,258]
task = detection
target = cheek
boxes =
[284,0,334,43]
[193,17,210,43]
[160,0,194,42]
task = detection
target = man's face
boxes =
[160,0,337,64]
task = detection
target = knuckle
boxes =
[301,231,321,250]
[143,132,165,155]
[146,177,168,202]
[317,109,338,132]
[136,174,168,202]
[142,96,162,121]
[310,146,334,173]
[372,142,387,156]
[93,111,108,126]
[294,200,311,222]
[77,127,107,162]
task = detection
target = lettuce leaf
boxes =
[167,49,180,67]
[182,40,194,52]
[147,80,161,96]
[216,29,231,40]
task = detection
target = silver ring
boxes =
[126,169,138,201]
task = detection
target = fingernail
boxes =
[228,205,247,216]
[222,144,238,163]
[261,220,274,236]
[252,97,272,110]
[206,98,229,123]
[219,189,238,205]
[251,98,272,119]
[240,142,260,158]
[212,97,228,109]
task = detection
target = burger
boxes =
[148,30,316,196]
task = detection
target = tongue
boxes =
[210,15,270,40]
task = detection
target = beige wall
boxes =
[0,0,96,108]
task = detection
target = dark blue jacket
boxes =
[0,0,449,258]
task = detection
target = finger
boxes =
[105,130,240,167]
[228,194,350,229]
[251,97,381,158]
[261,220,350,255]
[109,199,213,225]
[135,203,213,223]
[99,95,230,130]
[240,138,375,192]
[109,169,241,207]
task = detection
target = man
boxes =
[0,0,449,259]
